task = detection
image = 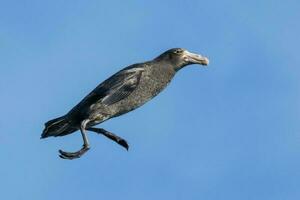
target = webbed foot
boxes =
[59,145,90,160]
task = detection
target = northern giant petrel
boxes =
[41,48,209,159]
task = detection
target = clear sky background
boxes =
[1,0,300,200]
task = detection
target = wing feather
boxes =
[101,69,143,105]
[68,66,144,116]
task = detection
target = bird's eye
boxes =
[174,49,183,54]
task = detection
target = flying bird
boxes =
[41,48,209,159]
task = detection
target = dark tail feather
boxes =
[41,116,71,139]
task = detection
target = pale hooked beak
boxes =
[184,50,209,66]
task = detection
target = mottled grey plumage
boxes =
[41,48,209,159]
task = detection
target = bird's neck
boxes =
[148,61,176,82]
[152,59,179,73]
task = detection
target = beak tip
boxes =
[202,57,209,66]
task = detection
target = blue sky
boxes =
[1,0,300,199]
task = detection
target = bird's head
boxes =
[155,48,209,71]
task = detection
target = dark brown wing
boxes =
[67,65,144,116]
[101,68,144,105]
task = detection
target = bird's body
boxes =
[42,48,209,159]
[74,61,176,125]
[43,61,176,138]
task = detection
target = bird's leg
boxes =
[87,127,129,150]
[59,120,91,160]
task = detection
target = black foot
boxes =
[59,146,90,160]
[116,138,129,150]
[87,127,129,151]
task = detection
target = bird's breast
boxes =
[111,66,176,116]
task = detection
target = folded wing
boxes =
[68,66,145,116]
